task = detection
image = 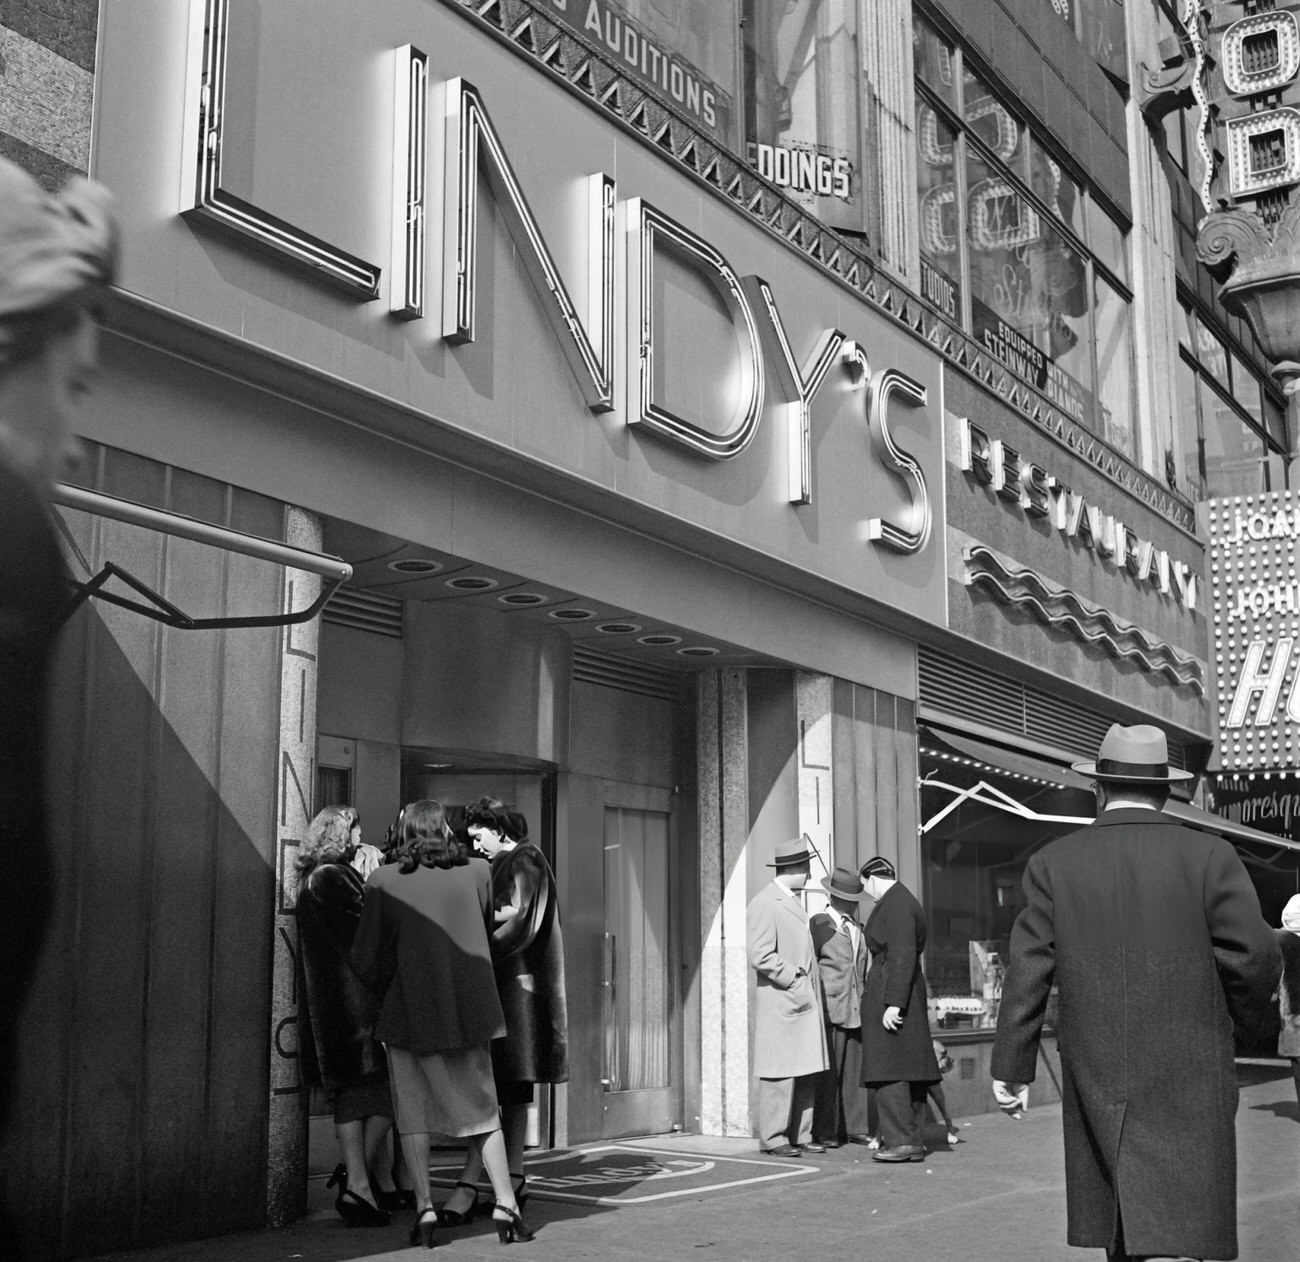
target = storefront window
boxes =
[1048,0,1128,84]
[1094,273,1134,457]
[914,22,1132,448]
[920,737,1093,1034]
[743,0,863,233]
[549,0,741,147]
[916,103,961,323]
[1178,301,1287,498]
[913,15,957,110]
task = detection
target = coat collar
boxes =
[1091,806,1182,829]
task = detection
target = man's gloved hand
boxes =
[992,1079,1028,1119]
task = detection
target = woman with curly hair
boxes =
[445,797,567,1222]
[295,806,400,1227]
[352,800,533,1247]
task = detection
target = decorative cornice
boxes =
[441,0,1196,536]
[1197,203,1300,285]
[1135,27,1197,123]
[963,543,1207,694]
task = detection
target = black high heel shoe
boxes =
[325,1163,390,1228]
[510,1172,529,1211]
[409,1206,439,1249]
[434,1180,480,1226]
[492,1203,535,1244]
[375,1185,415,1212]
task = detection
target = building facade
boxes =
[4,1,1287,1258]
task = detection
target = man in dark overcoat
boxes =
[992,724,1281,1262]
[858,855,940,1162]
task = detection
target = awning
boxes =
[919,724,1092,791]
[1164,799,1300,867]
[52,484,352,630]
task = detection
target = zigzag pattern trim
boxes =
[964,544,1206,694]
[444,0,1195,536]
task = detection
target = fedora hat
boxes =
[766,835,815,867]
[1071,723,1193,784]
[820,866,868,900]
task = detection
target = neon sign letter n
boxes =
[442,79,615,413]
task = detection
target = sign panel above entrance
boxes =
[102,0,948,627]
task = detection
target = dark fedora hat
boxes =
[1071,723,1193,784]
[766,835,815,867]
[820,866,867,900]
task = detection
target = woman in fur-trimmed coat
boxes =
[444,798,567,1219]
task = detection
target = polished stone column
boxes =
[697,670,752,1136]
[795,671,834,883]
[265,506,322,1225]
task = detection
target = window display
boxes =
[743,0,864,234]
[920,734,1093,1034]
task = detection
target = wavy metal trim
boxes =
[964,544,1206,694]
[441,0,1195,536]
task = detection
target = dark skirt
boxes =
[332,1070,393,1125]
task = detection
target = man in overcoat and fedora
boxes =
[809,866,873,1147]
[746,837,829,1156]
[992,724,1281,1262]
[858,855,941,1161]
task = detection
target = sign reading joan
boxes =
[1206,491,1300,774]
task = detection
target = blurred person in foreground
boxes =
[1277,894,1300,1115]
[0,156,116,1255]
[992,724,1280,1262]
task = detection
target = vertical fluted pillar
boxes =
[861,0,918,284]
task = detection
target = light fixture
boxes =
[387,557,443,574]
[498,592,548,607]
[548,608,597,621]
[595,621,641,634]
[637,633,682,646]
[677,646,719,657]
[445,575,499,591]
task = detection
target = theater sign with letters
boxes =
[1205,491,1300,775]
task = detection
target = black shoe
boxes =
[872,1144,924,1163]
[492,1203,535,1244]
[434,1180,480,1227]
[818,1138,843,1149]
[409,1207,439,1248]
[375,1185,415,1211]
[760,1143,802,1157]
[801,1141,827,1153]
[326,1163,392,1227]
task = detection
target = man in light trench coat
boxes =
[992,724,1281,1262]
[746,837,829,1156]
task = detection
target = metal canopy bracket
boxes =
[52,484,352,631]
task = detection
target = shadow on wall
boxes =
[2,591,283,1261]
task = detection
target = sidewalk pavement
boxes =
[87,1062,1299,1262]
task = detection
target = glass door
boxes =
[601,805,676,1136]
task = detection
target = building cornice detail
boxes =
[444,0,1195,534]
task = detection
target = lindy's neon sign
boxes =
[180,1,931,553]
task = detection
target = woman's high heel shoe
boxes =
[492,1202,535,1244]
[325,1163,390,1228]
[409,1207,439,1249]
[434,1180,480,1226]
[509,1172,529,1211]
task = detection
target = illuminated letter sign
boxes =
[441,78,615,413]
[179,0,382,298]
[742,276,845,505]
[626,198,765,460]
[391,46,428,320]
[848,346,931,554]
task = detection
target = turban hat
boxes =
[0,157,117,363]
